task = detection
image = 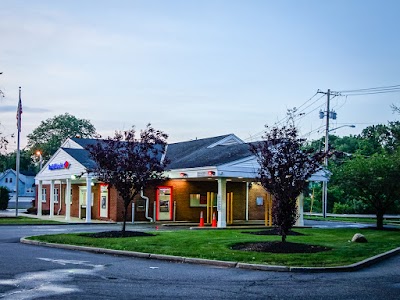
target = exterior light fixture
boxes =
[36,151,43,169]
[180,172,188,178]
[208,171,215,176]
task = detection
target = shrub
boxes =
[333,202,353,214]
[0,186,10,210]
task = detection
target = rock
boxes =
[351,233,368,243]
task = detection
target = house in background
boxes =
[0,169,36,209]
[34,134,329,226]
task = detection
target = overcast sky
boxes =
[1,0,399,151]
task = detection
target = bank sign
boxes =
[49,161,71,171]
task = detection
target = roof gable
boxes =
[62,137,102,149]
[207,134,244,148]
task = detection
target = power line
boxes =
[340,89,400,96]
[245,91,327,142]
[338,84,400,93]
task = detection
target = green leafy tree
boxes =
[87,124,168,233]
[0,150,36,173]
[251,124,325,242]
[0,186,10,210]
[27,113,97,161]
[335,152,400,228]
[359,122,400,155]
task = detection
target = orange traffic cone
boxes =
[211,212,217,227]
[199,211,204,227]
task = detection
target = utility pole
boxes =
[318,89,338,218]
[322,89,330,218]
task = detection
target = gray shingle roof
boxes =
[165,136,254,169]
[65,135,255,171]
[70,137,103,148]
[62,148,97,170]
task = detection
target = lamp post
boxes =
[36,151,43,170]
[322,124,355,218]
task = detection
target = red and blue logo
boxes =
[49,161,71,170]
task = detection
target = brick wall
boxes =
[248,183,270,220]
[36,179,272,223]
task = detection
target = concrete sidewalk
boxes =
[0,209,116,224]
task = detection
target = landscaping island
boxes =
[27,227,400,267]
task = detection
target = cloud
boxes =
[0,105,51,113]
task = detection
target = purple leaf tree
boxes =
[87,124,168,233]
[251,124,324,242]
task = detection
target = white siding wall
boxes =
[35,149,86,182]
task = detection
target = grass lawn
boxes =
[28,228,400,267]
[304,215,400,225]
[0,216,63,225]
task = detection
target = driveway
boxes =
[0,224,399,299]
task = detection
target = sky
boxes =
[1,0,399,152]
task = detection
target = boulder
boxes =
[351,233,368,243]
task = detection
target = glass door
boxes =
[99,184,108,218]
[156,187,172,221]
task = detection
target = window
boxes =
[54,188,59,203]
[136,199,145,212]
[9,178,12,183]
[190,193,215,207]
[5,178,8,183]
[26,188,34,193]
[41,188,46,203]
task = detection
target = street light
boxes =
[36,151,43,170]
[322,124,355,218]
[329,124,356,132]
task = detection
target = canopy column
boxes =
[37,180,42,217]
[295,193,304,226]
[85,174,92,223]
[65,178,71,221]
[217,178,227,228]
[49,180,55,218]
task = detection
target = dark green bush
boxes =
[0,186,10,210]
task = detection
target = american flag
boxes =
[16,87,22,132]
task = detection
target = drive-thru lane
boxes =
[0,223,399,299]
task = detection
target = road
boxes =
[0,223,399,299]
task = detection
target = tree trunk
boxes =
[281,233,287,243]
[376,211,384,229]
[122,203,129,233]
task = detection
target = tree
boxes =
[0,127,8,152]
[391,104,400,114]
[359,122,400,155]
[335,152,400,229]
[0,150,37,173]
[251,124,324,242]
[87,124,168,233]
[0,186,10,210]
[27,113,98,161]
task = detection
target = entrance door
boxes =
[99,184,108,218]
[156,187,172,221]
[79,187,94,219]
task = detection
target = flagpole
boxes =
[15,87,21,217]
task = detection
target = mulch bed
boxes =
[231,241,331,254]
[243,228,305,236]
[80,231,155,238]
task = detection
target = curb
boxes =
[20,237,400,272]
